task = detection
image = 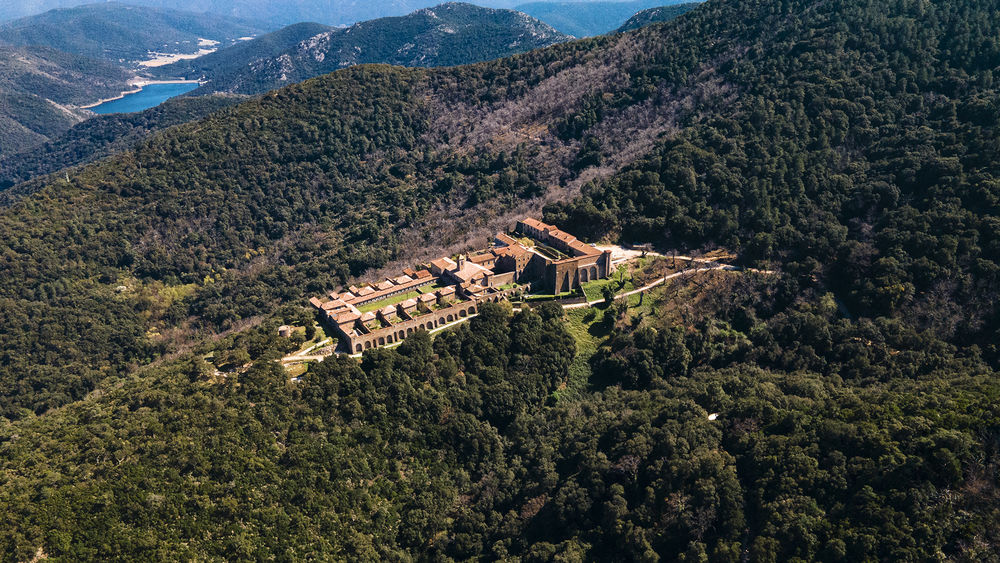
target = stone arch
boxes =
[591,266,598,279]
[378,337,385,346]
[439,317,446,325]
[446,314,454,322]
[356,343,363,353]
[365,341,372,350]
[398,330,405,339]
[459,310,467,318]
[469,305,476,314]
[407,328,413,335]
[581,268,589,283]
[387,335,394,344]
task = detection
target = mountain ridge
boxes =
[181,2,573,95]
[0,2,270,64]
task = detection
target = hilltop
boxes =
[182,3,572,95]
[1,0,1000,559]
[0,2,269,65]
[616,2,701,33]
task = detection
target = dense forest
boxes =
[2,0,1000,558]
[0,94,243,192]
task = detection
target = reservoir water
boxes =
[90,83,199,114]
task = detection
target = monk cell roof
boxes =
[401,298,418,308]
[431,257,457,270]
[376,280,395,291]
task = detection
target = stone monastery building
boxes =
[311,218,612,353]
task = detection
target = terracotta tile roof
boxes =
[401,298,418,308]
[321,300,344,311]
[376,280,395,291]
[402,268,417,277]
[415,269,433,279]
[450,260,489,283]
[470,252,495,264]
[522,217,547,229]
[357,286,375,296]
[430,257,456,271]
[495,232,518,246]
[438,286,456,296]
[419,293,437,303]
[496,244,528,258]
[309,297,324,308]
[379,305,396,316]
[335,311,360,324]
[394,274,413,284]
[361,312,376,323]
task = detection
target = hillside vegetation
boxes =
[184,3,572,95]
[0,2,269,64]
[152,21,333,81]
[0,95,243,192]
[0,45,132,155]
[1,0,1000,559]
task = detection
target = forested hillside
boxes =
[185,3,572,95]
[2,0,1000,559]
[0,2,268,64]
[151,21,332,81]
[0,45,132,155]
[0,95,243,192]
[616,3,701,33]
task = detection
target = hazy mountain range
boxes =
[156,2,572,94]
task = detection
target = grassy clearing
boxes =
[555,306,612,402]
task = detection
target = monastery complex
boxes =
[311,218,613,353]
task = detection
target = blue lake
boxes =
[90,83,199,114]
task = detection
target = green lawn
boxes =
[581,265,632,301]
[356,290,421,313]
[525,290,579,301]
[417,282,445,294]
[554,307,612,402]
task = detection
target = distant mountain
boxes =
[0,2,270,65]
[0,45,132,155]
[516,0,694,36]
[616,3,699,33]
[0,0,519,28]
[152,22,333,81]
[185,3,572,95]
